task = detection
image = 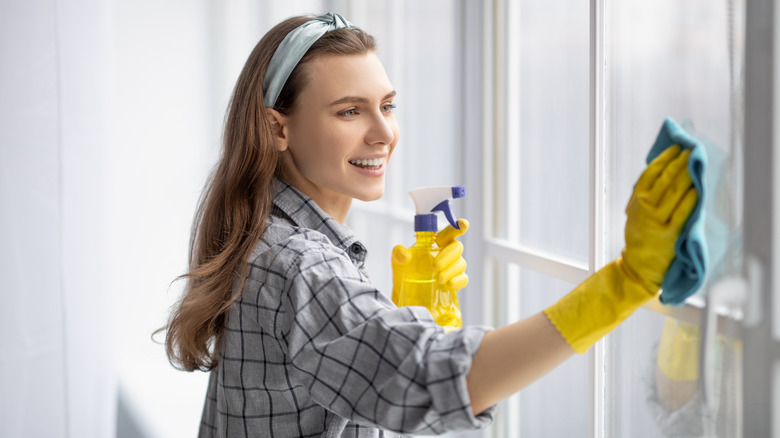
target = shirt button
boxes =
[350,243,363,254]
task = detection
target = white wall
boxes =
[111,1,216,437]
[1,1,221,436]
[1,0,116,437]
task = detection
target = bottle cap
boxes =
[414,214,438,232]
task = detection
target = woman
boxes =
[164,13,697,437]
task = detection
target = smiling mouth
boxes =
[349,157,385,169]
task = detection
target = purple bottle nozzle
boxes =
[409,186,466,231]
[451,186,465,199]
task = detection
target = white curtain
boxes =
[1,0,116,437]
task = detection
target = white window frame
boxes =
[742,0,779,435]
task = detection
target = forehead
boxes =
[299,52,394,102]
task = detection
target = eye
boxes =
[337,107,358,118]
[381,103,397,114]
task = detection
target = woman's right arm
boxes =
[467,146,698,415]
[467,312,574,415]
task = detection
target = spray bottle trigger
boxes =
[431,200,460,230]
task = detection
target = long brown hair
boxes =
[163,15,377,371]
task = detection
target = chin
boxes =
[354,187,385,202]
[356,193,383,202]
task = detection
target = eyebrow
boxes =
[329,91,397,106]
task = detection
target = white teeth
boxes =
[350,157,385,167]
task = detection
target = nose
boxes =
[365,111,396,146]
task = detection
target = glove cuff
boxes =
[544,259,657,354]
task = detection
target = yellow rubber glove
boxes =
[392,219,470,306]
[545,146,698,353]
[654,317,701,411]
[391,245,411,306]
[657,317,700,382]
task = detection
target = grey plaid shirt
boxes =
[199,178,495,437]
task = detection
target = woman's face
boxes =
[275,51,399,220]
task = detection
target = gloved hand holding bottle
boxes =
[392,218,470,305]
[391,186,469,330]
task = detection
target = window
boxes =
[482,1,745,437]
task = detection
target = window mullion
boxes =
[590,0,607,437]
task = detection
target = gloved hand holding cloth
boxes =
[545,145,698,353]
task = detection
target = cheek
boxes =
[290,121,332,161]
[388,125,400,159]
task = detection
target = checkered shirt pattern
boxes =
[198,178,495,437]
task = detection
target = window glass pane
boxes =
[496,0,590,262]
[396,1,460,193]
[607,0,744,285]
[605,310,666,437]
[491,259,590,436]
[359,1,461,206]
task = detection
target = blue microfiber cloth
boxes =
[646,117,708,305]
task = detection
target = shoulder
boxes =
[246,216,358,287]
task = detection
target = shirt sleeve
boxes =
[273,239,495,435]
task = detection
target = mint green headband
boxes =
[263,12,356,108]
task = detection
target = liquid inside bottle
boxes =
[398,231,462,331]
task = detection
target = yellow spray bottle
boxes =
[396,186,466,331]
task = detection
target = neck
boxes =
[313,196,352,224]
[278,172,352,224]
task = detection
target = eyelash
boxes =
[381,103,397,114]
[339,108,358,117]
[338,103,397,118]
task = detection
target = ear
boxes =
[265,108,289,152]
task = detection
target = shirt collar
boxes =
[272,177,367,268]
